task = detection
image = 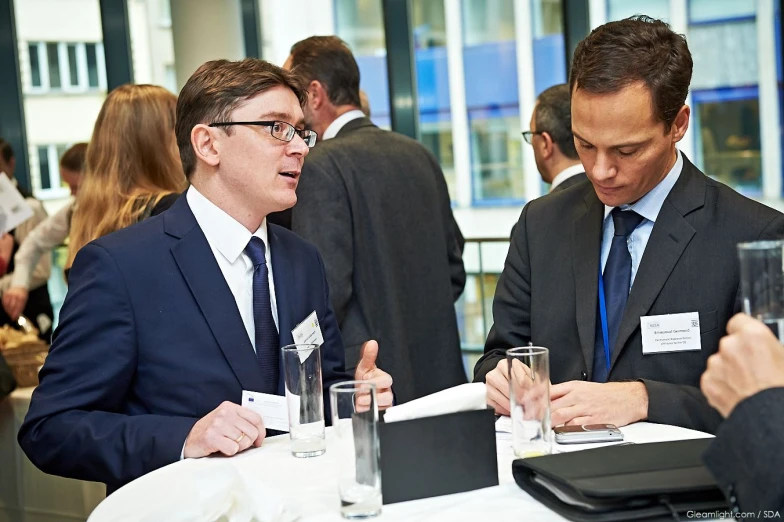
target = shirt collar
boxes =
[322,109,366,141]
[603,149,683,223]
[549,163,585,191]
[186,185,268,265]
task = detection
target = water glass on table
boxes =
[508,346,552,458]
[281,343,326,458]
[330,381,382,519]
[738,240,784,342]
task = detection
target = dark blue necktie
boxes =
[244,237,280,394]
[592,208,644,382]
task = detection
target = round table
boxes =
[88,422,713,522]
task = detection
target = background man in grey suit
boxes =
[475,16,784,433]
[524,83,586,193]
[701,314,784,514]
[282,36,467,403]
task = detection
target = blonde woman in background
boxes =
[66,84,187,270]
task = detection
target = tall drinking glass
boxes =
[281,344,326,458]
[738,240,784,342]
[507,346,551,457]
[329,381,381,519]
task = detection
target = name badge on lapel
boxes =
[292,310,324,363]
[641,312,701,354]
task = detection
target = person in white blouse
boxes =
[2,143,86,322]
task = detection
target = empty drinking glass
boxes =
[330,381,382,519]
[281,344,326,458]
[507,346,551,458]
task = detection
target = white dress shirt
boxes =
[600,149,684,288]
[321,109,366,141]
[186,186,279,352]
[549,163,586,192]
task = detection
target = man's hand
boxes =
[550,381,648,427]
[3,287,29,321]
[485,359,511,416]
[183,401,266,459]
[701,313,784,418]
[354,340,394,410]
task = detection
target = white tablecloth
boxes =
[0,387,105,522]
[88,422,713,522]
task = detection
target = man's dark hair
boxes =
[176,59,307,179]
[0,138,14,163]
[569,15,692,128]
[289,36,362,108]
[535,84,578,160]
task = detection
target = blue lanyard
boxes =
[598,271,611,371]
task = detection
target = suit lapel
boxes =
[165,197,265,391]
[610,158,705,368]
[573,189,604,373]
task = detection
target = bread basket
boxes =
[0,324,48,388]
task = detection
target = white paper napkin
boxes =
[383,382,488,423]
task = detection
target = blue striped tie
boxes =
[244,237,279,394]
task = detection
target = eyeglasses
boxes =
[209,120,318,147]
[522,130,544,145]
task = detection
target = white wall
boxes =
[260,0,335,66]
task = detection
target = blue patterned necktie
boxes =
[244,237,279,394]
[592,208,645,382]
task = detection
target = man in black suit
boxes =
[281,36,467,404]
[474,16,784,433]
[701,314,784,513]
[0,352,14,399]
[524,83,586,193]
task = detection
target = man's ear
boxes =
[191,124,221,168]
[309,80,329,111]
[540,131,555,160]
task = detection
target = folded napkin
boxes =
[383,382,488,423]
[88,458,300,522]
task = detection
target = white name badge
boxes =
[291,310,324,364]
[241,390,289,432]
[641,312,702,354]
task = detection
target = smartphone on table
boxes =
[553,424,624,444]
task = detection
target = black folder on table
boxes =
[512,438,729,521]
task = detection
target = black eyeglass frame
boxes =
[209,120,317,147]
[521,130,544,145]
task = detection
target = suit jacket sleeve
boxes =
[703,387,784,513]
[473,204,533,382]
[18,243,198,485]
[315,249,351,400]
[292,160,369,352]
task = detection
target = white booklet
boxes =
[0,173,33,234]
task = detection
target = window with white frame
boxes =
[26,42,107,93]
[34,144,72,200]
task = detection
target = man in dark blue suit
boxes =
[18,59,393,492]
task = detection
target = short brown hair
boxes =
[59,142,88,172]
[175,59,307,178]
[289,36,362,108]
[569,15,692,128]
[0,138,13,163]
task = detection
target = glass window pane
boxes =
[67,44,79,87]
[85,43,99,87]
[689,0,755,23]
[469,115,523,200]
[695,98,761,193]
[607,0,670,23]
[28,43,41,87]
[46,43,61,89]
[335,0,390,129]
[462,0,515,45]
[38,146,51,190]
[531,0,566,95]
